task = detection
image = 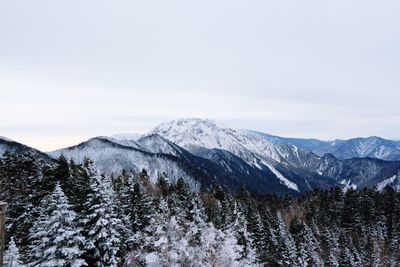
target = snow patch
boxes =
[264,162,299,192]
[376,175,397,191]
[340,179,357,192]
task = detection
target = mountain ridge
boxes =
[2,118,400,195]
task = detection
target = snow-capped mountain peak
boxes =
[150,118,236,149]
[150,118,308,191]
[150,118,283,162]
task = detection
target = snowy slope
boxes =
[151,118,282,162]
[322,136,400,161]
[150,119,400,192]
[102,133,144,149]
[249,130,400,161]
[42,118,400,194]
[150,119,319,191]
[241,130,327,152]
[136,134,187,158]
[376,175,398,191]
[49,137,201,190]
[49,135,297,194]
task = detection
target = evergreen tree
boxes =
[82,166,122,267]
[56,156,91,212]
[4,237,25,267]
[28,183,86,267]
[230,202,259,265]
[290,218,323,266]
[0,152,54,250]
[128,183,153,234]
[130,198,188,266]
[275,212,297,266]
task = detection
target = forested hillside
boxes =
[1,152,400,266]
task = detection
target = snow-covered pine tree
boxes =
[230,201,259,265]
[320,228,340,267]
[275,211,297,266]
[28,183,86,267]
[129,197,189,266]
[56,156,91,212]
[129,183,153,233]
[168,177,192,225]
[82,165,122,267]
[184,196,209,265]
[4,237,25,267]
[290,218,324,266]
[0,152,54,251]
[338,231,362,266]
[212,185,233,230]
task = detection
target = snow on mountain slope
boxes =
[150,119,308,191]
[149,119,400,192]
[102,133,144,149]
[395,141,400,150]
[241,130,328,152]
[190,146,298,194]
[49,134,296,194]
[151,118,281,163]
[249,130,400,161]
[262,162,299,192]
[49,137,201,190]
[136,134,186,158]
[376,175,398,191]
[43,118,400,194]
[150,118,313,165]
[323,136,400,161]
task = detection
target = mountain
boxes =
[247,131,400,161]
[0,136,53,161]
[0,118,393,195]
[49,135,299,194]
[49,137,204,190]
[105,133,144,148]
[314,136,400,161]
[150,118,312,192]
[241,130,328,152]
[150,119,400,192]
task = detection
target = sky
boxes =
[1,0,399,151]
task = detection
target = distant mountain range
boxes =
[247,131,400,161]
[1,118,400,195]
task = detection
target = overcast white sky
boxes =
[1,0,399,151]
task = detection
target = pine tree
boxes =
[290,218,324,266]
[4,237,25,267]
[28,183,86,266]
[213,185,233,230]
[320,228,340,267]
[0,152,55,250]
[230,202,259,265]
[82,166,122,267]
[129,183,153,233]
[131,198,188,266]
[275,212,297,266]
[183,196,209,265]
[56,156,91,212]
